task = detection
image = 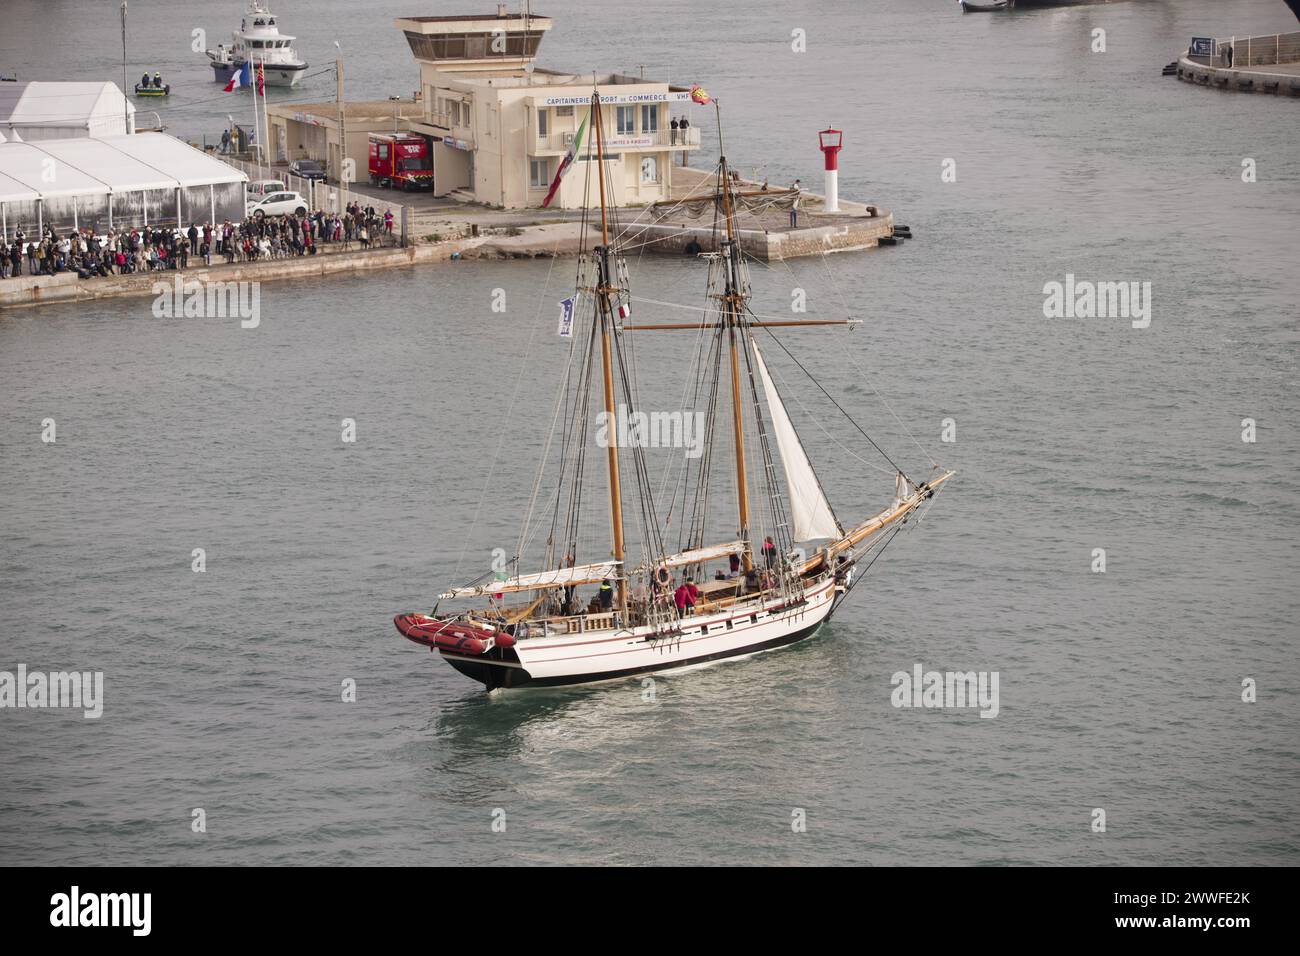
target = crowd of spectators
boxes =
[1,202,397,280]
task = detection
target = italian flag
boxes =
[541,112,589,209]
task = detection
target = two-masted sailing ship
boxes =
[395,91,954,689]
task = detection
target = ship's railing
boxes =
[500,577,830,639]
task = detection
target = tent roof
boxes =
[30,138,176,192]
[0,169,40,204]
[0,81,134,129]
[0,142,110,198]
[0,133,246,201]
[96,133,246,188]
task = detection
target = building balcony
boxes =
[530,125,701,156]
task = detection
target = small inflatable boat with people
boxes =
[134,71,170,97]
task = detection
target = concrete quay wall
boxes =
[1176,57,1300,96]
[0,243,461,310]
[2,209,897,309]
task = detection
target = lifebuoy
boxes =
[654,566,671,587]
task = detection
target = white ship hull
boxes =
[441,578,839,689]
[209,57,307,88]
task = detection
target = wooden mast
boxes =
[716,106,752,570]
[591,91,628,611]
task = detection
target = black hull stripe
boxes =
[444,616,831,690]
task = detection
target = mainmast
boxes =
[716,111,752,569]
[591,92,628,611]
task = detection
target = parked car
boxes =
[246,179,286,199]
[246,191,309,218]
[289,159,327,181]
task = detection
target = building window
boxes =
[640,156,659,184]
[616,106,635,135]
[641,104,658,133]
[530,159,550,189]
[537,108,549,138]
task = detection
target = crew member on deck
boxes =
[674,579,697,617]
[762,535,778,569]
[561,552,576,615]
[598,579,613,611]
[153,71,163,89]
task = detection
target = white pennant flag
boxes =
[557,295,577,338]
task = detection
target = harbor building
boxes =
[263,9,704,209]
[397,9,704,208]
[266,99,428,177]
[0,133,246,239]
[0,81,136,142]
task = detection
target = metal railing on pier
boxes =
[1187,31,1300,69]
[217,155,407,222]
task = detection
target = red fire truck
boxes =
[367,133,433,191]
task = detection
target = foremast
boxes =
[592,91,628,612]
[716,124,754,571]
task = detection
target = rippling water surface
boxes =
[1,0,1297,865]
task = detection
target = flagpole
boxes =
[260,56,271,174]
[120,2,130,131]
[249,64,262,176]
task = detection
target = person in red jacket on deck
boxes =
[673,581,691,618]
[675,578,699,617]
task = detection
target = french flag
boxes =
[223,63,252,93]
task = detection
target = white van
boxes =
[246,179,286,199]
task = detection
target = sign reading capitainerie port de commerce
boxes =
[539,91,695,107]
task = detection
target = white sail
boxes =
[439,561,622,599]
[751,341,841,541]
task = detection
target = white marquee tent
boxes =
[0,81,136,141]
[0,133,247,238]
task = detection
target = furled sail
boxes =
[439,561,622,599]
[751,342,841,541]
[648,540,747,571]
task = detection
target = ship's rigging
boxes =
[395,89,954,689]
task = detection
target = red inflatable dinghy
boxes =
[394,614,497,655]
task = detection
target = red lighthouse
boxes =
[818,127,842,213]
